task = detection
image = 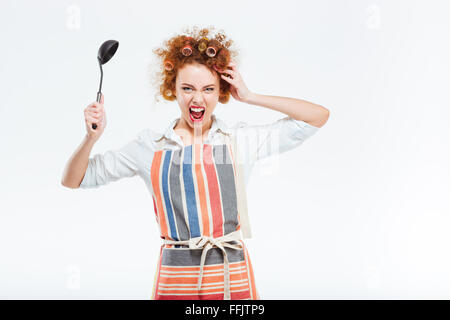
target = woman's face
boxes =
[175,62,220,132]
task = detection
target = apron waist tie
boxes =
[163,230,243,300]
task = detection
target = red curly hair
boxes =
[149,25,239,104]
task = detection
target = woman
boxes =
[61,26,329,300]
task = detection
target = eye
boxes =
[181,86,214,92]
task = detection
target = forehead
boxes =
[176,63,219,85]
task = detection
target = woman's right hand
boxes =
[84,94,107,141]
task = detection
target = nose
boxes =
[192,90,205,106]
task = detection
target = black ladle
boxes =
[92,40,119,130]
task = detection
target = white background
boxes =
[1,0,449,299]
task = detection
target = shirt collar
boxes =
[152,113,231,142]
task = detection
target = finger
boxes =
[220,73,234,83]
[213,65,224,72]
[88,113,99,120]
[87,116,98,124]
[100,94,104,104]
[220,69,234,76]
[228,61,237,69]
[227,66,236,73]
[93,104,104,111]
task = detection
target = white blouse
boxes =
[79,114,320,194]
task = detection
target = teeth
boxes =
[190,107,204,112]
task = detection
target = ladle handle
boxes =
[91,91,102,130]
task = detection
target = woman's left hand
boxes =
[214,60,252,103]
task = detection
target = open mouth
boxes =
[189,106,205,121]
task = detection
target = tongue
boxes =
[192,111,203,119]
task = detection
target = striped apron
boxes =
[149,132,259,300]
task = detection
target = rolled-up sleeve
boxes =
[235,116,320,164]
[79,130,146,189]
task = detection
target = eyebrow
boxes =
[181,83,216,88]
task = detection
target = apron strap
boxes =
[227,133,252,239]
